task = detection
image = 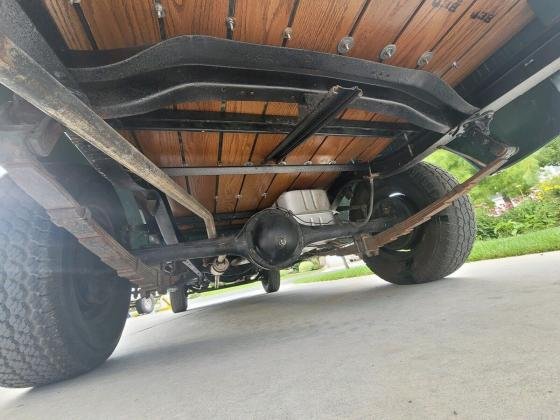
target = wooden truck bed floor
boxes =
[42,0,534,221]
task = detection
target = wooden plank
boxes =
[235,134,285,212]
[355,115,401,161]
[224,0,297,212]
[290,136,355,189]
[216,102,267,213]
[175,101,222,112]
[265,102,299,117]
[181,131,219,213]
[258,135,326,208]
[134,130,191,216]
[357,138,392,161]
[172,102,221,215]
[43,0,93,50]
[203,1,292,212]
[288,0,366,52]
[162,0,229,38]
[234,0,295,45]
[311,136,371,188]
[423,0,522,77]
[311,137,390,189]
[349,0,423,61]
[79,0,160,48]
[215,131,257,213]
[385,0,477,68]
[443,0,534,86]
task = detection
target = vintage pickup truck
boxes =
[0,0,558,387]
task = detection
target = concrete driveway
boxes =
[1,252,559,419]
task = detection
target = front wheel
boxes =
[351,162,476,285]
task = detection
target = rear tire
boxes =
[169,285,188,313]
[352,162,476,285]
[0,176,130,388]
[135,296,155,314]
[261,270,281,293]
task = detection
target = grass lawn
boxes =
[291,227,560,284]
[467,227,560,262]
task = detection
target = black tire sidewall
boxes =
[52,173,131,370]
[170,286,188,313]
[262,270,281,293]
[354,163,474,284]
[50,168,131,371]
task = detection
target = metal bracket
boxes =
[160,162,370,176]
[182,259,203,280]
[266,86,362,162]
[458,111,495,138]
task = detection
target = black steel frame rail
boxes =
[112,109,420,137]
[176,211,256,226]
[266,86,362,161]
[67,36,477,133]
[161,162,369,176]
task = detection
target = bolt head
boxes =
[283,27,293,40]
[379,44,397,61]
[337,36,354,55]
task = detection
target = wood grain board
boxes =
[43,0,93,50]
[216,101,266,213]
[134,130,191,216]
[43,0,534,218]
[442,0,534,86]
[162,0,229,38]
[349,0,423,61]
[80,0,160,48]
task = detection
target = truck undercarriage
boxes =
[0,0,558,387]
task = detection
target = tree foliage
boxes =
[425,148,540,206]
[535,136,560,167]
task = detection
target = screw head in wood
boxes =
[225,17,235,31]
[417,51,434,68]
[379,44,397,61]
[283,27,293,40]
[337,36,354,55]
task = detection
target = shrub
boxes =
[475,178,560,240]
[298,261,315,272]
